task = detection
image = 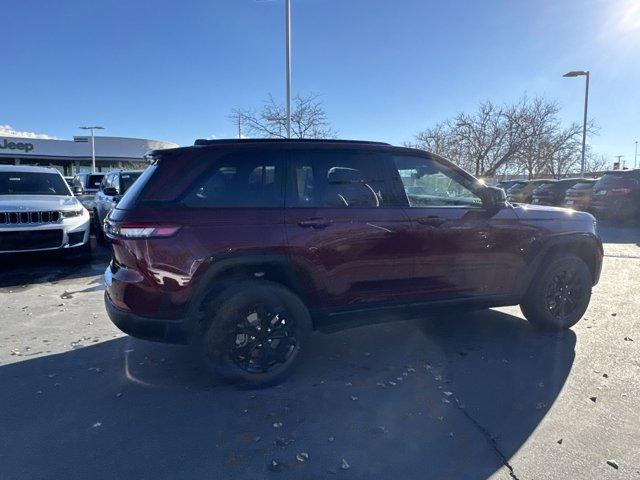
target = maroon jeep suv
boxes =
[104,139,603,385]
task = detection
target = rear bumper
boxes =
[104,292,192,344]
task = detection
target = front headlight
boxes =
[60,208,84,218]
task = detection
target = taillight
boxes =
[105,222,180,239]
[611,188,632,194]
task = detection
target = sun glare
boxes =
[618,0,640,32]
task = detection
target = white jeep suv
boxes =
[0,165,91,257]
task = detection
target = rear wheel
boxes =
[520,254,592,331]
[200,281,312,387]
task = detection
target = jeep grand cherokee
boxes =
[104,139,603,386]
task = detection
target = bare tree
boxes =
[232,93,337,139]
[411,96,599,178]
[585,152,610,173]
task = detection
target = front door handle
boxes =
[297,218,332,229]
[416,216,446,227]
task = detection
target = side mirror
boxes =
[72,186,83,195]
[480,186,507,210]
[103,187,118,197]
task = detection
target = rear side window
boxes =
[286,150,395,208]
[182,152,284,207]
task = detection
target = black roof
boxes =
[193,138,391,147]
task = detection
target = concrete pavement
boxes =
[0,227,638,479]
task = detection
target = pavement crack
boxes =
[454,402,521,480]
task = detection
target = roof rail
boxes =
[193,138,391,147]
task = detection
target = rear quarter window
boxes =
[182,152,285,208]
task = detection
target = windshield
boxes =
[0,172,71,196]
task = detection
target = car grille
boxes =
[0,211,61,224]
[0,229,63,251]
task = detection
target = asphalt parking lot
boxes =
[1,226,639,480]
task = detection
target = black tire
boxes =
[200,280,312,387]
[92,210,105,243]
[520,254,592,331]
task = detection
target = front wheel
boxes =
[200,281,312,387]
[520,255,592,331]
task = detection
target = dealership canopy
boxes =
[0,135,178,175]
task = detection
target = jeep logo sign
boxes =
[0,139,35,153]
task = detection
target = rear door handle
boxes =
[416,216,446,227]
[297,218,332,229]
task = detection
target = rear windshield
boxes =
[120,172,142,193]
[116,150,248,209]
[115,166,156,210]
[595,172,640,189]
[0,172,71,196]
[86,174,104,189]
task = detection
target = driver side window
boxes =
[392,156,482,208]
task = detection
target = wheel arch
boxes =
[520,232,603,297]
[185,253,320,327]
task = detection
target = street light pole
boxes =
[563,70,590,176]
[635,141,638,169]
[580,72,589,176]
[285,0,292,139]
[79,126,105,173]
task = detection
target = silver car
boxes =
[0,166,91,257]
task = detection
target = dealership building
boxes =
[0,135,179,175]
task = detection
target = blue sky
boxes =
[2,0,640,165]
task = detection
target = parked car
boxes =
[103,139,603,386]
[590,170,640,221]
[0,165,90,257]
[563,179,597,211]
[531,178,588,206]
[71,172,105,211]
[506,179,556,203]
[93,170,143,240]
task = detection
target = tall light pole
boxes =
[79,126,104,173]
[285,0,292,139]
[635,141,638,169]
[563,70,589,176]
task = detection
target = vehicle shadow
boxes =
[0,238,110,290]
[597,222,640,245]
[0,308,574,480]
